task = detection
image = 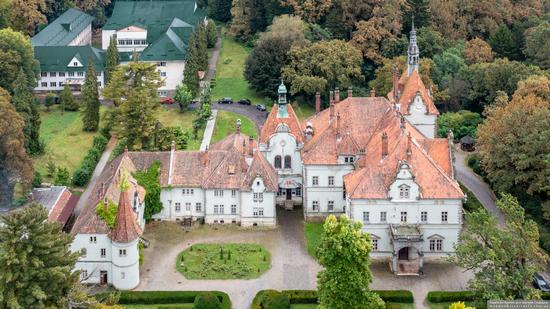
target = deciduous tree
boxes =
[0,28,38,93]
[436,110,482,140]
[208,0,232,22]
[317,215,385,309]
[81,60,100,131]
[0,203,80,308]
[9,0,46,35]
[60,84,79,111]
[282,40,362,95]
[174,84,193,112]
[0,87,32,208]
[453,194,546,300]
[281,0,332,23]
[464,38,494,65]
[524,21,550,69]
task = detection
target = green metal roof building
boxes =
[32,8,94,46]
[34,46,105,72]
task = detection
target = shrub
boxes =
[32,171,42,188]
[281,290,317,304]
[54,167,70,186]
[194,292,222,309]
[427,291,477,303]
[72,135,109,186]
[97,291,231,309]
[260,290,290,309]
[375,290,414,303]
[45,92,56,111]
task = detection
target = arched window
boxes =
[284,155,292,168]
[399,184,410,199]
[274,155,281,169]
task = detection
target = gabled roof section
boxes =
[34,45,105,72]
[390,70,439,116]
[32,8,94,46]
[260,104,304,144]
[241,152,278,191]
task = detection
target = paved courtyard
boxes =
[137,209,472,309]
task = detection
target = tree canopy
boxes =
[81,60,100,132]
[0,28,38,93]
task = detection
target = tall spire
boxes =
[277,80,288,118]
[407,18,419,76]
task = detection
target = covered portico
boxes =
[276,176,302,210]
[390,224,424,275]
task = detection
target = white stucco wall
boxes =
[157,187,205,220]
[111,239,140,290]
[204,189,241,224]
[241,177,276,226]
[405,94,437,138]
[303,164,354,217]
[154,60,185,94]
[35,70,105,92]
[71,234,114,285]
[101,30,116,50]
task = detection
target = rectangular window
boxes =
[253,207,259,216]
[157,61,167,67]
[214,205,219,214]
[41,82,47,87]
[121,272,125,279]
[328,201,334,211]
[41,72,48,77]
[258,208,264,216]
[214,190,223,197]
[312,201,319,211]
[98,81,101,87]
[175,202,181,212]
[295,187,301,197]
[195,203,202,212]
[380,211,387,223]
[430,239,443,251]
[253,192,263,202]
[119,249,126,257]
[231,190,236,197]
[231,204,237,214]
[312,176,319,186]
[372,239,378,251]
[50,72,56,77]
[59,72,65,77]
[421,211,428,223]
[328,176,334,186]
[81,270,88,280]
[77,71,84,77]
[160,71,167,77]
[96,72,101,77]
[89,236,97,243]
[73,62,78,66]
[363,211,370,224]
[68,72,74,77]
[100,248,106,257]
[59,82,64,87]
[400,211,407,223]
[344,157,349,163]
[185,202,191,211]
[50,82,57,87]
[219,204,224,214]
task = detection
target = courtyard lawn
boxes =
[156,107,202,150]
[211,110,258,144]
[176,243,271,279]
[210,30,265,104]
[304,222,323,259]
[34,104,101,182]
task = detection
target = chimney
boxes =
[370,88,376,97]
[347,87,353,98]
[248,137,254,156]
[336,113,341,140]
[315,92,321,114]
[381,132,388,158]
[329,90,334,105]
[334,88,340,103]
[329,101,335,120]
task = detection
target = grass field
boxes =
[290,304,414,309]
[156,107,202,150]
[34,104,100,182]
[210,30,265,104]
[176,243,271,279]
[123,305,193,309]
[291,103,316,120]
[211,110,258,144]
[304,222,324,259]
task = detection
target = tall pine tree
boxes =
[105,36,120,84]
[183,35,201,96]
[196,22,209,70]
[0,203,80,308]
[12,70,42,155]
[81,59,100,132]
[207,0,232,22]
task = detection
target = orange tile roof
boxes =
[388,70,439,115]
[260,104,304,144]
[111,189,142,243]
[47,189,72,223]
[241,151,278,191]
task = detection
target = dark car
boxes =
[533,273,550,292]
[256,104,267,111]
[218,97,233,104]
[160,97,175,104]
[188,100,197,105]
[238,98,251,105]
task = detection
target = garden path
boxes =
[199,109,218,151]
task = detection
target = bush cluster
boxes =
[194,292,222,309]
[95,291,231,309]
[72,134,108,186]
[427,291,477,303]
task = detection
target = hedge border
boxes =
[427,291,478,303]
[72,134,109,186]
[252,289,413,308]
[96,290,231,309]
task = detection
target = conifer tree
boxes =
[196,22,209,70]
[206,19,217,48]
[105,36,120,84]
[12,70,42,155]
[60,84,79,112]
[81,59,100,132]
[0,203,80,308]
[183,35,200,96]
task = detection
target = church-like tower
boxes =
[407,20,419,76]
[277,80,288,118]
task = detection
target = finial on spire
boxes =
[407,18,419,76]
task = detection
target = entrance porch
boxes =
[390,224,424,275]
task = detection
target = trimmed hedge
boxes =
[96,291,231,309]
[542,292,550,300]
[252,289,413,308]
[72,134,109,186]
[427,291,477,303]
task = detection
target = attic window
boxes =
[399,185,410,199]
[228,165,235,175]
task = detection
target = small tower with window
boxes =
[277,80,288,118]
[407,20,419,76]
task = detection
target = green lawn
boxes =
[304,222,324,259]
[459,183,484,214]
[34,104,100,182]
[123,305,193,309]
[211,110,258,144]
[210,30,265,104]
[291,304,413,309]
[156,107,202,150]
[176,243,271,279]
[291,103,316,120]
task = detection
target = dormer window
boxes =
[399,185,410,199]
[274,155,281,169]
[284,155,291,168]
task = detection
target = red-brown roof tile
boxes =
[260,104,304,144]
[111,189,142,243]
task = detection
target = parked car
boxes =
[188,100,197,105]
[238,98,251,105]
[218,98,233,104]
[256,104,267,111]
[160,97,175,104]
[533,273,550,292]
